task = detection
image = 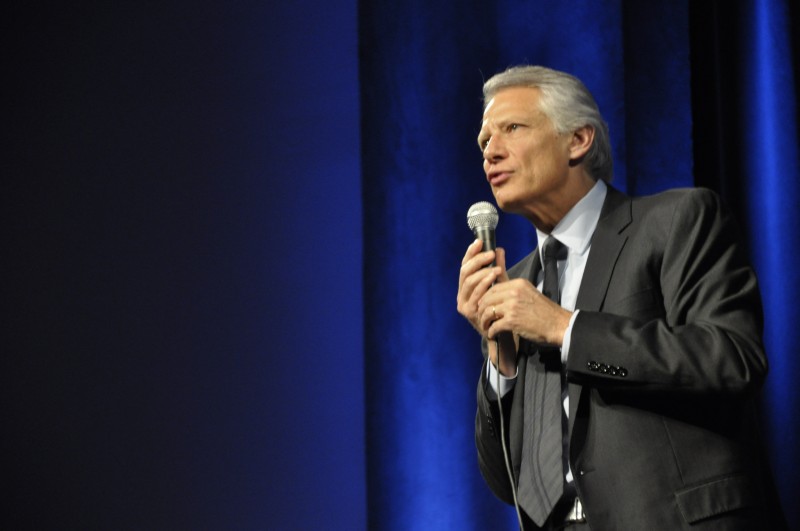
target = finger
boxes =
[485,310,510,339]
[476,303,488,329]
[460,239,484,265]
[471,268,499,308]
[458,242,483,294]
[477,276,514,313]
[458,266,497,321]
[459,247,495,285]
[464,242,497,270]
[466,273,500,324]
[459,251,498,294]
[478,303,496,334]
[495,247,510,282]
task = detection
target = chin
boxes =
[492,192,520,214]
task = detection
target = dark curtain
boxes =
[360,0,800,529]
[5,2,365,529]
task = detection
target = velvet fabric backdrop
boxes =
[361,0,799,528]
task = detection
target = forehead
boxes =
[482,86,543,123]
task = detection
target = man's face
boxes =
[477,87,573,214]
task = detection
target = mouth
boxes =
[487,170,511,187]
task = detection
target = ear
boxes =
[568,124,595,163]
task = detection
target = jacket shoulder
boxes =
[632,186,724,212]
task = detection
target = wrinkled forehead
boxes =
[483,87,541,120]
[481,86,544,127]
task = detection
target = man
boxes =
[457,66,785,530]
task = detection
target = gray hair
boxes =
[483,65,613,182]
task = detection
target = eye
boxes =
[507,123,520,132]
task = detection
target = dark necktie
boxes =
[517,236,565,526]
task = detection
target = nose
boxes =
[483,135,506,163]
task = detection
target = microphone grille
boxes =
[467,201,499,231]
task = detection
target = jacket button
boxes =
[619,368,628,377]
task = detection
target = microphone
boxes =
[467,201,499,266]
[467,201,523,529]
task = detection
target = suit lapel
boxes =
[575,186,632,311]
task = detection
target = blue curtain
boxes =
[360,0,800,528]
[739,0,800,513]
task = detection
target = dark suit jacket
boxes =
[476,186,785,529]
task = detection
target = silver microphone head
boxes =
[467,201,499,232]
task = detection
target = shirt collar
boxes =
[535,179,607,256]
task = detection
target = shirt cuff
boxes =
[486,358,518,399]
[561,310,580,364]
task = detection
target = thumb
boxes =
[495,247,510,282]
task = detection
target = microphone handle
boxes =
[473,226,496,267]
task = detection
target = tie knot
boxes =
[542,237,564,260]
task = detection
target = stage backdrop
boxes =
[5,2,364,529]
[360,0,800,529]
[5,1,799,529]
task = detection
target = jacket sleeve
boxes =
[475,359,518,505]
[567,188,767,395]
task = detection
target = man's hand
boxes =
[477,279,573,348]
[457,239,517,375]
[458,239,574,376]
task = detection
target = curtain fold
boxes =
[739,1,800,520]
[360,1,799,528]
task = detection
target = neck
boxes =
[525,172,596,233]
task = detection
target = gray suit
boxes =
[476,186,785,529]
